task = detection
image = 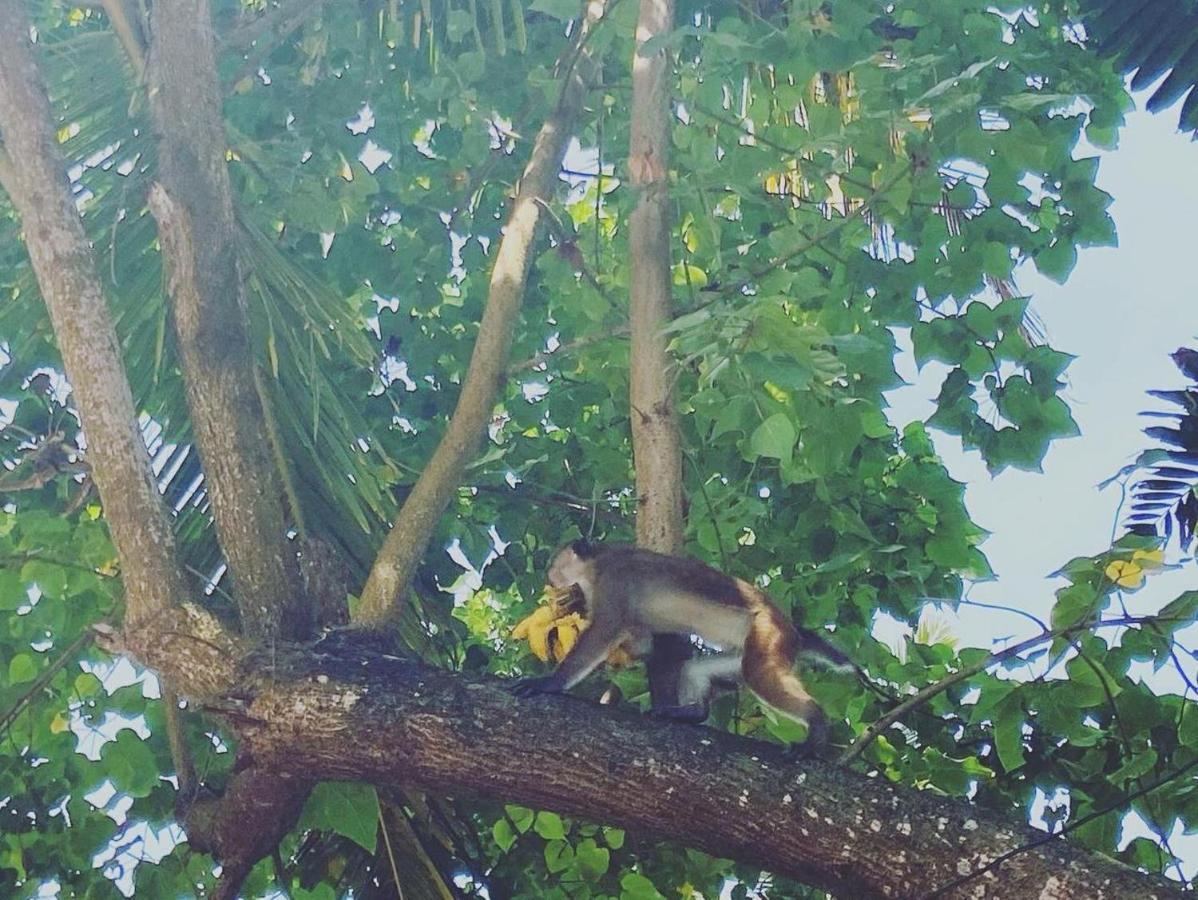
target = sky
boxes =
[884,99,1198,877]
[887,99,1198,649]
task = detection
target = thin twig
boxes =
[508,326,630,375]
[378,807,406,900]
[0,630,93,739]
[840,613,1190,764]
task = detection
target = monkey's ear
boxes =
[570,539,594,558]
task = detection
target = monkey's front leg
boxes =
[511,616,627,698]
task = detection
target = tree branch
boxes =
[222,638,1186,900]
[145,1,309,641]
[355,0,609,625]
[0,0,189,628]
[507,325,630,375]
[0,630,93,740]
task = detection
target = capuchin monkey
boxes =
[512,540,852,747]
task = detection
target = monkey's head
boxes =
[547,539,597,594]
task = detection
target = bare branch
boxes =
[507,325,630,375]
[355,0,609,625]
[222,0,323,51]
[0,0,188,627]
[222,0,327,87]
[145,2,308,640]
[0,630,93,740]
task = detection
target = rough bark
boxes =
[145,0,309,641]
[355,0,608,625]
[0,0,187,628]
[195,637,1183,900]
[626,0,691,706]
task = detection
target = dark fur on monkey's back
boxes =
[572,540,752,607]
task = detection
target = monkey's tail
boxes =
[794,627,855,673]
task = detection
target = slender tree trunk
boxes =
[355,0,608,626]
[0,0,186,628]
[626,0,691,706]
[145,0,309,641]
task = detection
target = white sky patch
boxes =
[346,103,375,135]
[360,139,392,172]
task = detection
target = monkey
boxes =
[512,540,853,748]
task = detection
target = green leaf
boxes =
[575,838,610,878]
[544,838,573,873]
[994,695,1026,773]
[1109,748,1157,785]
[506,804,535,833]
[493,817,517,852]
[749,413,797,463]
[103,731,158,798]
[534,810,567,840]
[298,782,380,852]
[621,871,666,900]
[8,653,38,685]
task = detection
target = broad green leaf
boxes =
[297,782,380,852]
[749,413,797,463]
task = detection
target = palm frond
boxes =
[1121,346,1198,554]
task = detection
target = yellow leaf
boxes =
[50,712,70,734]
[1132,548,1165,569]
[1104,559,1144,590]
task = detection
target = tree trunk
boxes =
[626,0,692,708]
[146,0,309,641]
[0,0,186,628]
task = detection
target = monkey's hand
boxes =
[511,675,564,698]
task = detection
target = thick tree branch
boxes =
[210,639,1184,900]
[355,0,608,625]
[145,1,309,641]
[626,0,691,706]
[0,1,188,628]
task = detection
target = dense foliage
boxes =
[1,0,1194,896]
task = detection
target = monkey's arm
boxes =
[512,616,627,697]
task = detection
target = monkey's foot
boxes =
[511,676,562,698]
[653,703,710,725]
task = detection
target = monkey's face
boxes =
[547,546,593,593]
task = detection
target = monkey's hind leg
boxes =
[654,654,742,724]
[742,612,827,750]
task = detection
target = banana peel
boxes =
[511,584,634,667]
